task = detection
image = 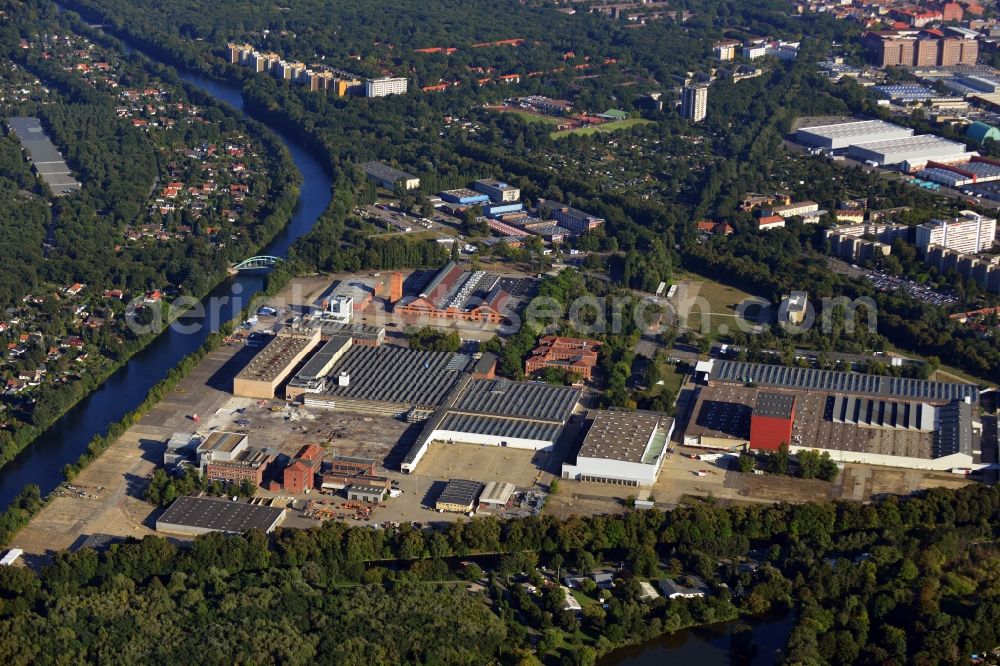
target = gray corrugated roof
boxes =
[295,335,351,381]
[157,496,282,533]
[324,346,469,408]
[437,412,563,442]
[452,378,580,422]
[437,479,483,507]
[935,399,973,458]
[711,361,978,403]
[753,392,796,419]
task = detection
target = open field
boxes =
[551,117,652,138]
[545,442,978,518]
[502,109,562,125]
[669,274,764,339]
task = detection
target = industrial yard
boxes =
[10,265,991,563]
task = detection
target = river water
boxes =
[599,613,794,665]
[0,68,334,510]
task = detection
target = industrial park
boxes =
[7,255,992,559]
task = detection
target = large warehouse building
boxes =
[846,134,969,168]
[285,334,353,399]
[683,361,981,471]
[156,496,286,536]
[303,345,473,416]
[402,376,582,472]
[795,119,914,150]
[232,330,321,399]
[561,410,675,486]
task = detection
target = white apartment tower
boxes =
[681,85,708,122]
[916,211,996,255]
[364,77,408,97]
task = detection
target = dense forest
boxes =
[1,484,999,663]
[59,0,849,89]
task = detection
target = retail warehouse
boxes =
[562,410,675,486]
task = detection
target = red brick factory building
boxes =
[280,444,324,493]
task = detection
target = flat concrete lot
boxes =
[545,443,977,518]
[15,342,248,562]
[416,443,548,488]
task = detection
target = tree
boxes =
[766,444,790,475]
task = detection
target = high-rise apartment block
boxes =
[713,40,738,61]
[364,77,409,97]
[681,85,708,122]
[865,31,978,67]
[916,211,996,254]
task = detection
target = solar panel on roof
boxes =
[710,360,977,402]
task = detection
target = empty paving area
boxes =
[6,116,81,195]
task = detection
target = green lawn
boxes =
[551,117,652,138]
[670,271,762,340]
[502,109,562,125]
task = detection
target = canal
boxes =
[599,612,794,665]
[0,66,334,510]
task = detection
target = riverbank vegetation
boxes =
[0,4,301,471]
[1,484,999,663]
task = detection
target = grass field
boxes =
[675,271,995,387]
[502,109,562,125]
[551,117,653,138]
[670,271,763,340]
[646,364,685,398]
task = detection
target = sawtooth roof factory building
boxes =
[303,345,474,417]
[683,360,981,471]
[402,377,582,473]
[562,410,675,486]
[392,261,510,324]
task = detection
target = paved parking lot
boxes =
[861,268,956,307]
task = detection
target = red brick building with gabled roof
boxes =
[525,336,602,380]
[283,444,324,494]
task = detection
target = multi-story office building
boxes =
[538,199,605,233]
[365,77,409,97]
[916,211,996,255]
[681,85,708,122]
[474,178,520,203]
